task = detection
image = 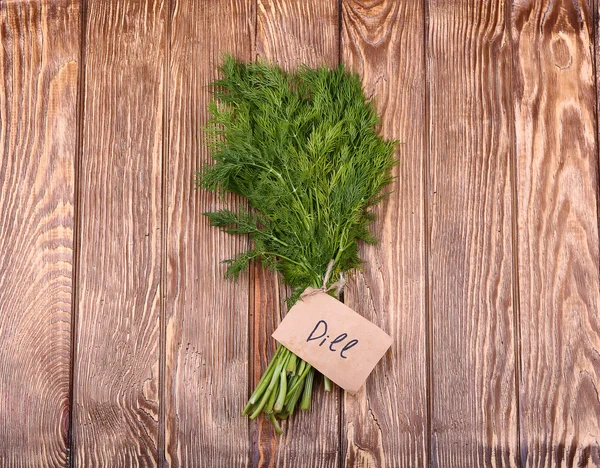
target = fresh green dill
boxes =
[197,55,397,432]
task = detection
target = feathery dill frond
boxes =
[198,55,398,298]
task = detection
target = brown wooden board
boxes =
[164,0,254,466]
[340,1,429,466]
[0,1,79,466]
[427,0,519,465]
[72,0,165,464]
[251,0,341,466]
[3,1,600,464]
[513,0,600,465]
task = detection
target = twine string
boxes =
[321,259,346,298]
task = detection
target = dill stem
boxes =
[273,370,287,413]
[284,383,303,414]
[269,413,283,435]
[300,368,315,410]
[264,378,278,414]
[286,362,312,397]
[324,376,332,392]
[249,350,290,419]
[296,359,306,377]
[246,345,282,407]
[286,354,297,374]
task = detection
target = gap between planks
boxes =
[67,0,88,464]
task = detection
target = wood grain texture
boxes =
[2,1,600,465]
[73,0,165,465]
[256,0,339,70]
[0,1,78,466]
[165,0,253,466]
[513,1,600,465]
[340,1,428,467]
[428,0,519,466]
[252,0,341,466]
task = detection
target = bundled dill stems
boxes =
[197,56,396,433]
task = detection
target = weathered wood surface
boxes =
[165,0,253,466]
[0,1,79,466]
[515,0,600,465]
[427,0,519,466]
[340,1,428,467]
[72,0,165,465]
[0,0,598,466]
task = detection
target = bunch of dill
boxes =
[197,56,397,433]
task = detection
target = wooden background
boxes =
[0,0,599,466]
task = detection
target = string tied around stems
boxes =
[320,259,346,298]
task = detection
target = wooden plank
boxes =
[256,0,339,69]
[340,1,428,467]
[427,0,519,465]
[72,0,165,464]
[164,0,253,466]
[0,1,79,465]
[513,0,600,465]
[252,0,341,466]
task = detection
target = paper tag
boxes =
[272,287,392,393]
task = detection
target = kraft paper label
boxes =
[272,287,392,393]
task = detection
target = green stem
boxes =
[269,413,283,435]
[324,376,332,392]
[246,345,282,408]
[284,382,304,414]
[296,359,306,377]
[286,363,312,397]
[286,354,297,374]
[249,351,290,419]
[265,379,278,414]
[300,368,315,410]
[273,370,287,413]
